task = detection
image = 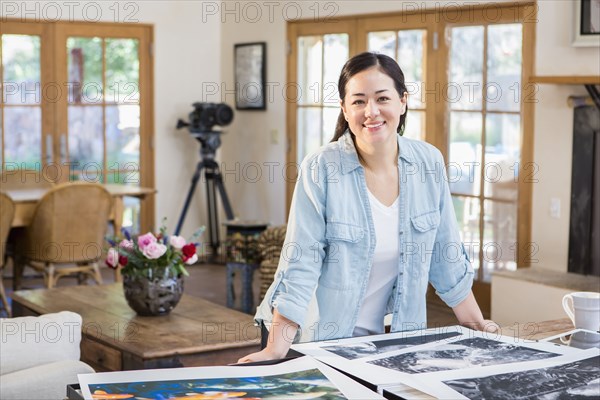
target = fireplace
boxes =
[568,104,600,276]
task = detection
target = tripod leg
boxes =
[213,171,235,220]
[175,162,205,236]
[205,171,220,258]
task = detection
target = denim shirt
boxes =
[255,131,474,343]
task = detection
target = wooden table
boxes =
[4,184,156,233]
[11,283,261,371]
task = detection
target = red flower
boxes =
[119,255,128,266]
[105,259,118,270]
[182,243,196,258]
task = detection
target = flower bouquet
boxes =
[106,223,205,316]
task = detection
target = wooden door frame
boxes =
[53,21,155,232]
[286,19,358,209]
[285,3,537,316]
[2,19,155,232]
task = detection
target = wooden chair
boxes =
[0,193,15,316]
[14,182,112,289]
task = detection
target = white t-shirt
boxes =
[353,189,400,336]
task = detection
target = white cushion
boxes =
[1,311,83,375]
[0,360,94,400]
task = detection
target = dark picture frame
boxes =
[234,42,267,110]
[573,0,600,46]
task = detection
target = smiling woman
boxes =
[239,52,497,364]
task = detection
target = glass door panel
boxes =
[57,24,146,232]
[447,22,524,284]
[1,33,43,171]
[296,33,348,163]
[367,28,427,141]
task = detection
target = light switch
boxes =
[550,198,561,219]
[270,129,279,144]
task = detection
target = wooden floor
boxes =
[1,262,458,326]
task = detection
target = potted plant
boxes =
[106,224,205,316]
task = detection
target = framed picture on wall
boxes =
[573,0,600,46]
[234,42,267,110]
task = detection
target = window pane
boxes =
[483,199,517,282]
[67,37,103,104]
[4,107,41,169]
[404,109,424,141]
[449,26,484,111]
[106,105,140,169]
[2,34,41,105]
[297,36,323,106]
[449,112,482,196]
[105,38,140,104]
[398,30,425,109]
[297,107,322,161]
[68,106,103,171]
[323,34,348,106]
[484,113,520,200]
[322,107,339,146]
[453,195,480,272]
[368,31,395,58]
[487,24,522,112]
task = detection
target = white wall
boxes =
[532,0,599,272]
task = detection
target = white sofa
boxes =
[1,311,95,400]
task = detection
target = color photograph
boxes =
[87,368,344,399]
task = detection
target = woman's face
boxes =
[341,66,407,150]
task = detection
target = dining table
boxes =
[2,183,156,282]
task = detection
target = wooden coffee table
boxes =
[11,283,261,371]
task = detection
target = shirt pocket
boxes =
[409,210,441,277]
[321,221,365,289]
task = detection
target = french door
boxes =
[0,20,154,232]
[287,4,536,315]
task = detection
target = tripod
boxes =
[175,136,234,258]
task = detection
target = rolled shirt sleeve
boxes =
[268,156,328,328]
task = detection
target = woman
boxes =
[239,52,497,363]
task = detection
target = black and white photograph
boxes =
[573,0,600,46]
[444,355,600,399]
[322,331,461,360]
[368,337,559,374]
[234,42,267,110]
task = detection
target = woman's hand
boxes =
[237,347,287,364]
[237,310,298,364]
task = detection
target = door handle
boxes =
[45,134,53,165]
[60,134,67,163]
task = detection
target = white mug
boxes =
[562,292,600,331]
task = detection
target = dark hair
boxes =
[331,52,408,142]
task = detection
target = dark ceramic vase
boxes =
[122,269,184,316]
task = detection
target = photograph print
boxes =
[87,368,346,399]
[368,337,560,374]
[444,355,600,399]
[322,331,461,360]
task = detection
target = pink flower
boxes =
[119,239,134,250]
[106,248,119,269]
[169,235,186,250]
[137,232,157,250]
[142,242,167,259]
[184,253,198,265]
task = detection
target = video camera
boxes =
[176,102,234,155]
